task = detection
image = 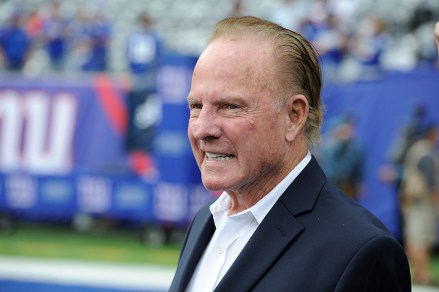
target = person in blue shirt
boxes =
[126,13,162,76]
[80,11,111,72]
[319,114,364,199]
[0,12,31,71]
[302,13,346,82]
[41,0,70,71]
[124,13,163,179]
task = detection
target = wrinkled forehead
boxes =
[205,34,273,60]
[194,36,276,85]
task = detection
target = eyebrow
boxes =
[186,95,248,106]
[222,95,244,103]
[187,95,198,104]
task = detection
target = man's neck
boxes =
[226,149,309,215]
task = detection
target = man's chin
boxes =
[201,178,229,192]
[202,183,225,192]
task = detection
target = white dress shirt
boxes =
[186,152,312,291]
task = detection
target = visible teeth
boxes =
[206,152,234,161]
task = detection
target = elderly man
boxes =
[170,16,410,291]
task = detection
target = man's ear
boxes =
[285,94,309,142]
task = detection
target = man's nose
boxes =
[190,107,221,141]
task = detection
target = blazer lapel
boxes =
[214,203,304,292]
[214,157,326,292]
[170,205,215,291]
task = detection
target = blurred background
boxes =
[0,0,438,291]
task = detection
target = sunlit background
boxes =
[0,0,439,291]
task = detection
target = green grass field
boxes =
[3,220,439,285]
[0,220,181,267]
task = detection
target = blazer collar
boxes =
[279,155,327,216]
[214,156,326,291]
[170,205,215,291]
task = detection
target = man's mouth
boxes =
[205,152,235,161]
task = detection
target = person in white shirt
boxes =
[169,16,410,292]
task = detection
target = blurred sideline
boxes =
[0,256,439,291]
[0,256,175,292]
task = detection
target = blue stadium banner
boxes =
[0,54,213,226]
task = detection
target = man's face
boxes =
[187,36,291,195]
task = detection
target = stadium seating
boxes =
[1,0,437,73]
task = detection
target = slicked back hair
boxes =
[208,16,323,148]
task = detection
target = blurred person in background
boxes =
[126,12,162,77]
[302,0,347,82]
[41,0,71,72]
[81,10,111,72]
[125,12,162,179]
[401,123,439,286]
[0,11,31,71]
[170,16,410,291]
[25,8,43,39]
[318,114,364,199]
[382,104,431,191]
[67,8,91,71]
[344,15,390,81]
[379,103,431,244]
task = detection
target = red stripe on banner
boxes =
[94,74,127,134]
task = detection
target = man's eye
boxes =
[190,104,202,110]
[225,104,239,110]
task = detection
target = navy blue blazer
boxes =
[169,157,411,291]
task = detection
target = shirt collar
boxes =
[209,152,312,226]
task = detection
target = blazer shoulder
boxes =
[335,234,411,291]
[319,182,391,234]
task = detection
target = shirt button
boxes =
[217,246,225,254]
